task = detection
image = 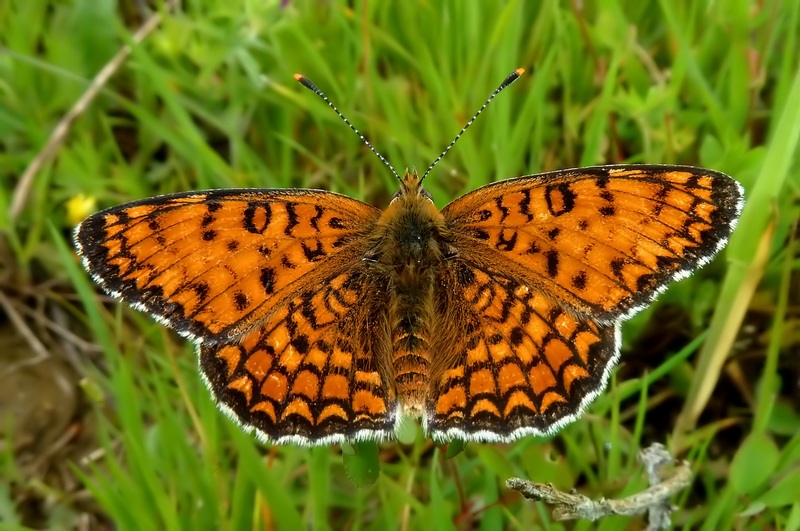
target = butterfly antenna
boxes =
[294,74,402,184]
[420,68,525,184]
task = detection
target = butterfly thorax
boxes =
[367,170,453,415]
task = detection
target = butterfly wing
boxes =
[75,189,381,343]
[440,165,744,323]
[426,261,617,442]
[425,165,743,441]
[199,262,397,445]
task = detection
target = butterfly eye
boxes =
[389,190,402,203]
[421,189,434,202]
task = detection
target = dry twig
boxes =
[506,443,691,530]
[9,0,180,221]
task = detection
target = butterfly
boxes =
[74,69,744,445]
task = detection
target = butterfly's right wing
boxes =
[426,165,743,441]
[439,165,743,323]
[75,189,381,343]
[425,260,618,443]
[199,262,397,445]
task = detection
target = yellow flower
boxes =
[66,194,96,226]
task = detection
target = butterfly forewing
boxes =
[75,189,381,343]
[440,165,744,323]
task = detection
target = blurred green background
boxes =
[1,0,798,529]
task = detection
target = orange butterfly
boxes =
[75,69,744,445]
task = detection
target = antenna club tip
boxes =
[515,67,525,76]
[294,74,319,92]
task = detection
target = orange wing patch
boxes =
[426,262,617,442]
[75,189,381,342]
[199,265,396,444]
[442,166,743,322]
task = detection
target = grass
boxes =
[1,0,799,529]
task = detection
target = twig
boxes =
[506,443,692,531]
[9,0,180,221]
[0,290,50,376]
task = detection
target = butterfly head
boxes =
[368,169,453,270]
[389,169,434,205]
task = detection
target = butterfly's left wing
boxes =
[439,165,743,323]
[75,189,381,343]
[199,261,397,445]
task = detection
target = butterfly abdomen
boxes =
[388,267,435,415]
[381,225,441,415]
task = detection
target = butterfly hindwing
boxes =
[426,260,618,442]
[199,256,397,445]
